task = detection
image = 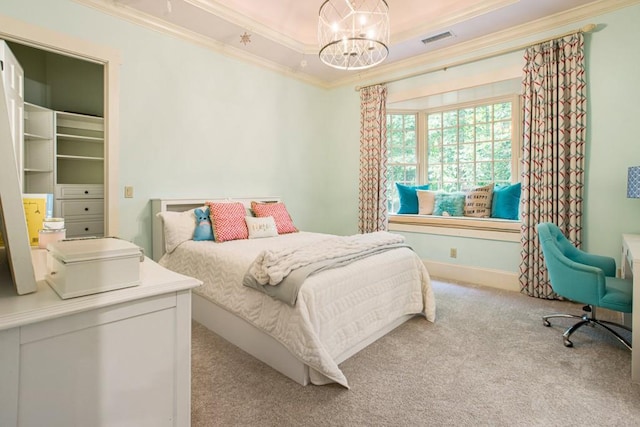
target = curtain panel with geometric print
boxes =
[519,33,587,299]
[358,85,388,233]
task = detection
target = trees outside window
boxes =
[387,96,518,213]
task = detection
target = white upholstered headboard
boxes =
[150,197,280,261]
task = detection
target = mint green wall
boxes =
[1,0,331,254]
[320,85,361,235]
[584,5,640,260]
[2,1,639,270]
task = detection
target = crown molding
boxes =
[183,0,309,53]
[328,0,640,89]
[72,0,329,88]
[73,0,640,90]
[186,0,520,53]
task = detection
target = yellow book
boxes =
[22,195,48,247]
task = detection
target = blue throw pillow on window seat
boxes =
[396,183,431,214]
[433,192,466,217]
[491,183,521,220]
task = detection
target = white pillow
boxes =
[156,209,197,253]
[417,190,439,215]
[245,216,278,239]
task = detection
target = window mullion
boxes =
[418,111,427,186]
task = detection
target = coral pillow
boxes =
[251,201,298,234]
[206,201,249,242]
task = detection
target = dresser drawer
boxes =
[55,184,104,199]
[55,199,104,219]
[65,220,104,238]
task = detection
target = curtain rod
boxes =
[355,23,597,92]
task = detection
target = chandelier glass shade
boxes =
[318,0,390,70]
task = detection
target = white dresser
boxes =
[0,250,201,427]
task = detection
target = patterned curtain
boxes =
[358,85,388,233]
[519,33,586,299]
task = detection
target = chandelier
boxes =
[318,0,390,70]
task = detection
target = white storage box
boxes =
[45,237,143,299]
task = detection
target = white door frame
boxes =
[0,13,120,237]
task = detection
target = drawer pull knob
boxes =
[84,190,89,194]
[85,227,89,231]
[84,207,89,211]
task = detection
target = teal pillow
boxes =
[433,192,466,216]
[396,183,431,214]
[491,183,521,220]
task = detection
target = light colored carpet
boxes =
[191,279,640,426]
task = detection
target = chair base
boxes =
[543,305,632,350]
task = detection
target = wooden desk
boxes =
[621,234,640,383]
[0,250,201,427]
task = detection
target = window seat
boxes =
[388,214,521,242]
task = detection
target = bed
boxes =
[151,198,435,388]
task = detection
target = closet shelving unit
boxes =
[55,111,104,185]
[53,111,105,238]
[23,105,105,237]
[23,102,54,194]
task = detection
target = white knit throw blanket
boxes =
[248,231,405,286]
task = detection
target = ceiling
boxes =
[83,0,605,87]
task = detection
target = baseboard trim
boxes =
[424,260,520,292]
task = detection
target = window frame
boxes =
[386,110,421,214]
[418,95,521,192]
[387,94,522,215]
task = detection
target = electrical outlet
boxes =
[450,248,457,258]
[124,186,134,198]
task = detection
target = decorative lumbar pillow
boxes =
[433,192,466,217]
[206,201,249,242]
[193,207,214,241]
[464,184,494,218]
[251,201,298,234]
[417,190,439,215]
[156,209,197,254]
[396,183,431,214]
[491,183,522,220]
[245,216,278,239]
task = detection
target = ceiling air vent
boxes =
[422,31,454,45]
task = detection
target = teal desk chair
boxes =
[537,222,632,349]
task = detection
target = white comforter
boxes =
[160,231,435,387]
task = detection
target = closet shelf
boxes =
[25,132,51,141]
[56,133,103,143]
[57,154,104,161]
[24,168,54,173]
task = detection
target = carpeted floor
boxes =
[191,279,640,426]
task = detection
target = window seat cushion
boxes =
[388,213,521,233]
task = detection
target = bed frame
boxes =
[151,198,415,386]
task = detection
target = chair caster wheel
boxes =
[543,319,551,327]
[563,339,573,347]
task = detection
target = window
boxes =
[387,96,519,213]
[387,113,418,213]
